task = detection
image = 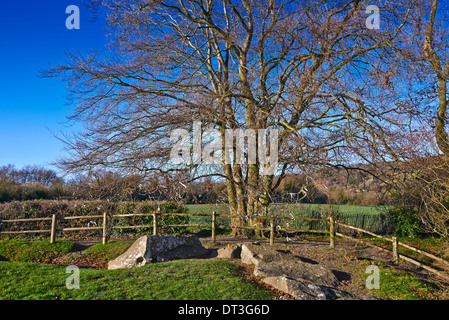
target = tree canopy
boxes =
[44,0,448,225]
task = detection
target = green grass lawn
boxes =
[0,240,75,262]
[82,241,135,263]
[358,260,448,300]
[0,259,274,300]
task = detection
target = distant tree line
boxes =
[0,163,388,206]
[0,165,64,202]
[0,164,227,203]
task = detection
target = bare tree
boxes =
[0,164,59,187]
[44,0,428,227]
[379,0,449,239]
[423,0,449,157]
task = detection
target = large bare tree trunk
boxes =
[424,0,449,157]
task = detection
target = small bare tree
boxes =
[375,0,449,239]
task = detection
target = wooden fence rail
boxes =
[0,211,333,247]
[336,221,449,281]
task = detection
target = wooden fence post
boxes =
[102,212,109,245]
[153,211,158,235]
[50,214,57,243]
[392,236,399,265]
[329,215,335,248]
[211,211,216,243]
[270,218,275,246]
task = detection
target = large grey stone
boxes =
[262,276,349,300]
[108,235,208,270]
[217,244,242,259]
[240,244,382,300]
[241,244,339,287]
[241,243,281,265]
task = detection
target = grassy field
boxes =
[0,259,274,300]
[0,240,75,262]
[185,203,385,215]
[185,203,391,234]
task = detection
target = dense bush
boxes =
[388,206,422,238]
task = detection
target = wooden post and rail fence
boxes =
[0,211,330,246]
[1,211,448,280]
[335,221,449,281]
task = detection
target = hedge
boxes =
[0,200,189,238]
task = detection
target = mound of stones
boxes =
[239,243,347,300]
[218,243,377,300]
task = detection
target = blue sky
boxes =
[0,1,107,172]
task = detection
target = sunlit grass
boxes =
[0,259,274,300]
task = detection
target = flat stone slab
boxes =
[262,276,348,300]
[241,244,339,287]
[108,235,208,270]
